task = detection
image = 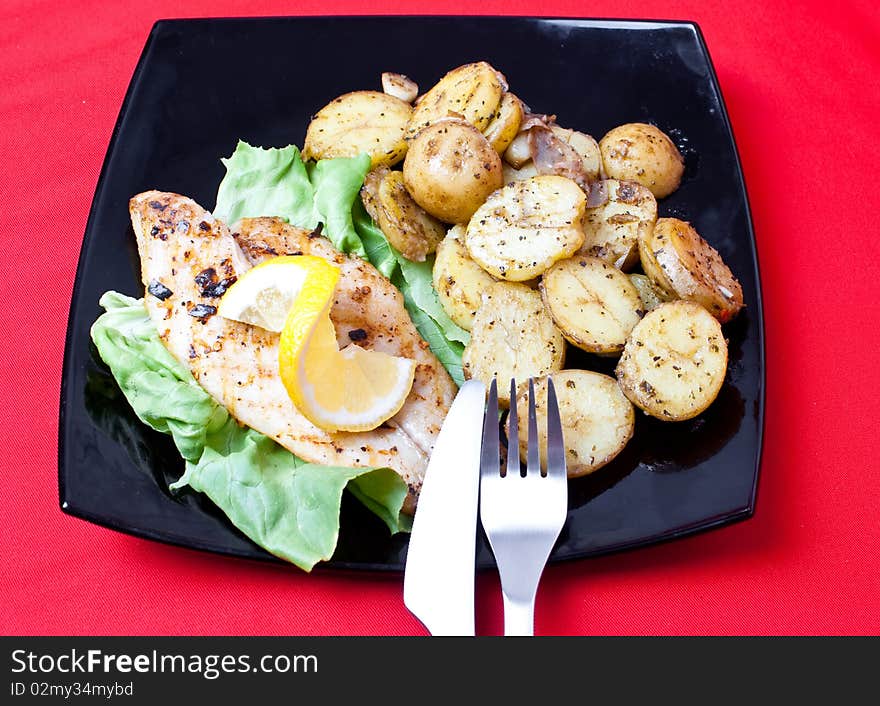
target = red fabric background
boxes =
[2,0,879,636]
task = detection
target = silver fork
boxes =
[479,377,568,636]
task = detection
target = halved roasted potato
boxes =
[637,225,675,296]
[465,175,586,281]
[579,179,657,270]
[501,160,539,184]
[551,126,602,181]
[303,90,411,167]
[432,225,497,330]
[639,217,744,322]
[360,169,445,261]
[403,119,503,224]
[502,130,532,168]
[616,300,728,421]
[462,282,565,407]
[509,371,635,477]
[540,256,643,354]
[405,62,505,140]
[629,273,673,313]
[483,93,524,154]
[599,122,684,198]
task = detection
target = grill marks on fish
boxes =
[129,192,455,510]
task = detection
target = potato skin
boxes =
[599,123,684,198]
[615,300,728,421]
[462,282,565,407]
[465,175,586,281]
[540,256,643,354]
[303,90,411,168]
[643,218,744,323]
[484,92,524,154]
[432,225,497,330]
[579,179,657,270]
[637,223,677,297]
[403,119,503,224]
[511,371,635,477]
[370,170,446,261]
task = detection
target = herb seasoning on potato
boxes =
[599,122,685,198]
[403,119,503,224]
[432,225,497,330]
[404,61,505,140]
[360,168,445,261]
[462,282,565,407]
[303,90,412,167]
[638,217,744,323]
[301,62,746,483]
[464,175,586,281]
[510,371,635,476]
[616,300,728,421]
[579,179,657,270]
[540,256,643,354]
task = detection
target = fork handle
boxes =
[502,593,535,636]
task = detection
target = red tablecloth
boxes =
[3,0,879,636]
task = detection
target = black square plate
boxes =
[59,16,764,571]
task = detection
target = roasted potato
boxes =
[483,93,524,154]
[462,282,565,407]
[501,160,539,184]
[510,371,635,477]
[579,179,657,270]
[616,300,728,421]
[551,126,602,181]
[381,72,418,103]
[629,273,673,313]
[599,123,684,198]
[403,119,503,224]
[303,90,411,167]
[432,225,497,330]
[360,169,446,261]
[360,167,384,219]
[405,62,505,140]
[637,223,675,297]
[502,130,532,168]
[465,175,586,281]
[540,256,643,354]
[639,217,743,322]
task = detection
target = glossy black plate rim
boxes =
[58,15,765,573]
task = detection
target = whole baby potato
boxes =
[403,119,503,224]
[599,123,685,198]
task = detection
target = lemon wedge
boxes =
[224,254,414,433]
[217,255,314,332]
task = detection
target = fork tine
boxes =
[526,377,540,476]
[545,377,567,481]
[480,378,500,480]
[506,378,520,478]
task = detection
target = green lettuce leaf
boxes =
[310,154,372,256]
[214,141,318,229]
[90,292,410,571]
[214,141,371,256]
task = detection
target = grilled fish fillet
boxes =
[129,191,456,511]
